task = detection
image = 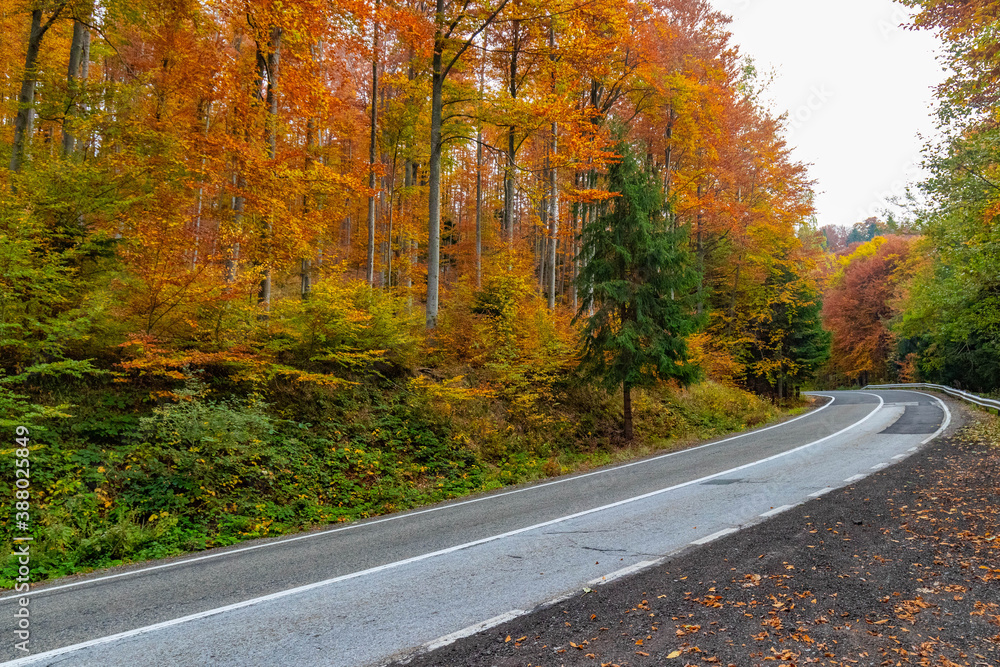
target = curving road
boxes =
[1,390,948,666]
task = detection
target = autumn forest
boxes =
[1,0,998,580]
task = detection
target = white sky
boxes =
[711,0,945,228]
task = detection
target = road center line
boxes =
[2,393,843,603]
[2,394,884,667]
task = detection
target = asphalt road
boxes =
[0,390,948,666]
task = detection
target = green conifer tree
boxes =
[575,140,701,440]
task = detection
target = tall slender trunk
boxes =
[503,20,520,245]
[426,0,445,328]
[623,381,633,441]
[475,130,484,288]
[504,127,515,245]
[547,122,558,310]
[366,7,380,286]
[404,158,414,293]
[227,172,244,282]
[257,26,282,309]
[572,171,579,312]
[663,107,675,228]
[301,115,316,300]
[192,102,211,269]
[62,16,88,156]
[10,6,66,178]
[546,23,558,310]
[474,34,486,288]
[695,182,704,316]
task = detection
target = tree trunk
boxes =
[547,125,558,310]
[366,9,379,286]
[503,20,520,245]
[504,127,516,245]
[475,129,483,288]
[192,101,211,269]
[257,26,282,310]
[62,17,88,156]
[227,173,244,283]
[695,182,704,316]
[623,382,633,441]
[10,6,66,178]
[547,25,558,310]
[572,171,579,312]
[404,158,414,292]
[301,113,316,300]
[426,0,445,328]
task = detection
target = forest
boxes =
[0,0,997,582]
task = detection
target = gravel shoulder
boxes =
[393,402,1000,667]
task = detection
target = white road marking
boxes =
[844,474,865,483]
[691,528,738,545]
[543,592,576,607]
[911,391,951,445]
[892,454,906,460]
[808,487,835,498]
[871,462,889,470]
[2,393,885,666]
[862,388,951,448]
[1,394,843,603]
[421,609,526,652]
[588,560,661,586]
[760,505,794,518]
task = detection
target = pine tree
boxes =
[575,140,701,440]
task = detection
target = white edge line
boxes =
[917,390,952,445]
[871,463,889,470]
[588,560,661,586]
[1,393,885,667]
[760,504,794,518]
[892,454,906,460]
[2,394,843,603]
[544,592,576,606]
[421,609,526,652]
[808,487,835,498]
[876,388,951,446]
[691,527,738,546]
[844,474,865,483]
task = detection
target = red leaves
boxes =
[822,235,915,382]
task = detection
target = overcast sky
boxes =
[711,0,945,228]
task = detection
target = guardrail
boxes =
[864,383,1000,413]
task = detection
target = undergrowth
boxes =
[0,270,801,586]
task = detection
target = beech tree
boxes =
[823,235,913,385]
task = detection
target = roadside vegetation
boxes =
[0,321,784,585]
